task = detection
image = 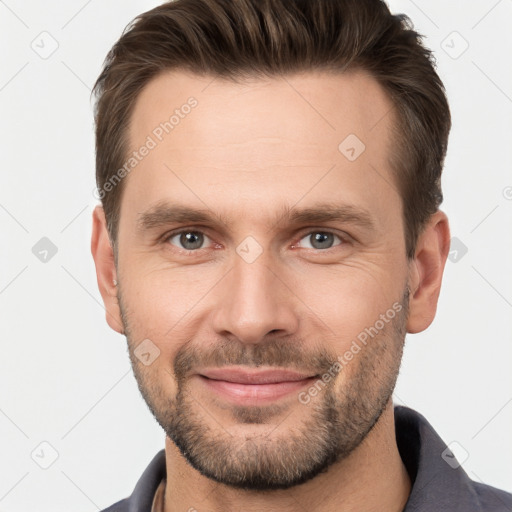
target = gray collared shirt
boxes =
[101,405,512,511]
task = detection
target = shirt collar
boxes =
[395,405,503,511]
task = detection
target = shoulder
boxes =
[394,405,512,511]
[473,481,512,511]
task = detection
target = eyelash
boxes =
[160,228,349,255]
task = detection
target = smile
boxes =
[196,367,319,404]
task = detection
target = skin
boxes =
[91,69,451,511]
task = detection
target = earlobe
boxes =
[406,210,451,334]
[91,205,125,334]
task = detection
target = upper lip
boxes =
[198,367,317,384]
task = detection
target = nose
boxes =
[210,251,300,344]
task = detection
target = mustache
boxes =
[173,337,340,381]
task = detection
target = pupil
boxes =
[181,232,203,249]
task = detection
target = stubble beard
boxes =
[119,287,409,490]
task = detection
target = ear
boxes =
[91,205,124,334]
[406,210,451,334]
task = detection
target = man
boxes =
[90,0,512,510]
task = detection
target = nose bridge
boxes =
[211,247,299,343]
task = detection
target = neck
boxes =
[163,400,411,512]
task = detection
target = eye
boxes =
[167,230,211,251]
[297,231,343,250]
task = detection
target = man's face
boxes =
[114,69,412,489]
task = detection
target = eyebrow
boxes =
[136,201,376,234]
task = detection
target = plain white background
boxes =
[0,0,511,510]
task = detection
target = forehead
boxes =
[129,68,394,150]
[120,68,399,231]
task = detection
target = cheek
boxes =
[295,263,401,342]
[119,263,222,359]
[121,258,212,320]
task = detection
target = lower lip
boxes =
[197,375,318,405]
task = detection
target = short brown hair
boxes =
[92,0,450,259]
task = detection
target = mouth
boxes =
[196,367,319,404]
